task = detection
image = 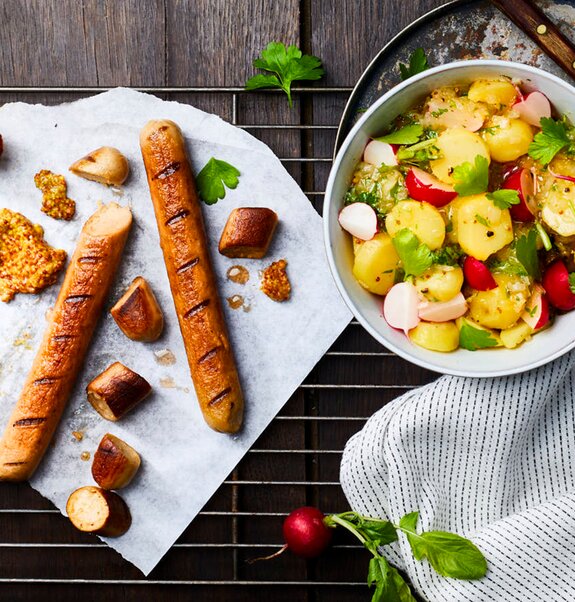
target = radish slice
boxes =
[363,140,398,167]
[418,293,468,322]
[338,203,377,240]
[405,167,457,207]
[513,91,551,127]
[503,168,536,222]
[383,282,420,334]
[521,286,550,330]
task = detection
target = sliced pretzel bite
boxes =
[92,433,141,490]
[87,362,151,421]
[66,486,131,537]
[69,146,129,186]
[110,276,164,342]
[219,207,278,259]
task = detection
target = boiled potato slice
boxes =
[409,321,459,352]
[386,201,445,250]
[468,79,517,107]
[414,265,464,302]
[454,194,513,261]
[483,118,533,162]
[541,179,575,237]
[430,129,490,184]
[500,321,533,349]
[352,237,363,255]
[352,232,399,295]
[456,316,502,347]
[468,273,530,330]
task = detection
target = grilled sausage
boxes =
[0,203,132,481]
[110,276,164,341]
[66,486,131,537]
[91,433,141,490]
[87,362,151,421]
[139,120,244,433]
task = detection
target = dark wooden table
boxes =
[0,1,445,600]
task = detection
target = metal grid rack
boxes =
[0,85,435,601]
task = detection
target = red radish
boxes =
[338,203,378,240]
[542,260,575,311]
[383,282,420,334]
[513,91,551,127]
[282,507,333,559]
[502,168,536,222]
[418,293,468,322]
[463,256,497,291]
[521,286,550,330]
[405,167,458,207]
[363,139,398,167]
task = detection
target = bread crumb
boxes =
[80,451,90,461]
[72,431,84,442]
[261,259,291,302]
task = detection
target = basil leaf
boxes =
[361,520,399,547]
[389,566,418,602]
[399,511,488,580]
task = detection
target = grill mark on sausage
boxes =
[52,335,76,342]
[176,257,199,274]
[65,294,93,304]
[154,161,181,180]
[198,346,221,365]
[33,377,60,386]
[78,256,102,264]
[184,299,210,320]
[3,462,26,466]
[165,210,189,227]
[209,388,231,407]
[13,417,47,427]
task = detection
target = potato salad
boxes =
[339,78,575,352]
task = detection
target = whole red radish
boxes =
[283,506,333,558]
[463,256,497,291]
[542,260,575,311]
[502,168,536,222]
[405,167,457,207]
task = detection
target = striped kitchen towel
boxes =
[340,352,575,601]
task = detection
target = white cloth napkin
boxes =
[340,353,575,601]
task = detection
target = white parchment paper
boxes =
[0,89,352,574]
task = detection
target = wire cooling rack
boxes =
[0,85,434,601]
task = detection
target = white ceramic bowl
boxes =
[324,59,575,377]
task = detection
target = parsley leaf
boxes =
[515,229,540,280]
[459,320,499,351]
[399,48,430,80]
[392,228,434,277]
[486,189,520,210]
[399,511,487,580]
[569,273,575,295]
[488,256,527,277]
[377,124,423,145]
[196,158,240,205]
[528,117,573,165]
[475,214,490,228]
[452,155,489,196]
[245,42,324,108]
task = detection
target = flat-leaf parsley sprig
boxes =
[196,157,240,205]
[245,42,324,108]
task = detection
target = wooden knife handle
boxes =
[490,0,575,79]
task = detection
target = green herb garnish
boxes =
[515,229,540,280]
[392,228,433,277]
[431,244,463,267]
[459,321,499,351]
[245,42,324,108]
[486,189,520,210]
[399,48,430,81]
[475,214,491,228]
[528,117,575,165]
[452,155,489,196]
[196,158,241,205]
[377,124,423,145]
